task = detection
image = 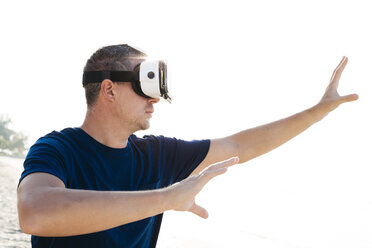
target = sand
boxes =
[0,156,30,248]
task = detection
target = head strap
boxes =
[82,71,138,86]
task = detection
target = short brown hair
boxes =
[83,44,147,107]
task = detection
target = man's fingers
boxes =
[205,167,228,178]
[330,56,348,84]
[189,202,209,219]
[200,157,239,182]
[207,157,239,171]
[172,157,239,216]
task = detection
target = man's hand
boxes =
[167,157,239,219]
[317,56,359,114]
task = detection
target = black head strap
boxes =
[82,71,138,86]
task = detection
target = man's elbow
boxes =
[17,193,47,235]
[18,214,35,235]
[17,173,67,236]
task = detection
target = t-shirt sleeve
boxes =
[19,138,67,186]
[143,135,210,185]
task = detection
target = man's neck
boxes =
[80,107,131,149]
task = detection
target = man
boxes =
[17,44,358,248]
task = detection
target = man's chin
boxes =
[140,121,150,131]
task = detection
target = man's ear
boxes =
[101,79,115,102]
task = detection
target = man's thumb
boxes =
[190,202,209,219]
[340,94,359,103]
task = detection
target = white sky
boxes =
[1,0,372,247]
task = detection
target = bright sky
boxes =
[1,0,372,247]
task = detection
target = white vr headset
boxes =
[83,60,171,103]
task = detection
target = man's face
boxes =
[105,58,160,132]
[112,80,160,132]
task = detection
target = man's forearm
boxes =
[230,103,327,163]
[18,158,238,237]
[18,185,170,237]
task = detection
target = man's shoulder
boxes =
[28,128,81,157]
[35,127,77,145]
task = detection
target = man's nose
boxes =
[148,98,160,104]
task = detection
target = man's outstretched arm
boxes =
[193,57,358,174]
[17,157,239,237]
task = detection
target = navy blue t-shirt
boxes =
[19,128,210,248]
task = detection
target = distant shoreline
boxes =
[0,155,24,167]
[0,155,30,247]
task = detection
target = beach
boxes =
[0,156,30,248]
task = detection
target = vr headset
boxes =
[82,60,171,103]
